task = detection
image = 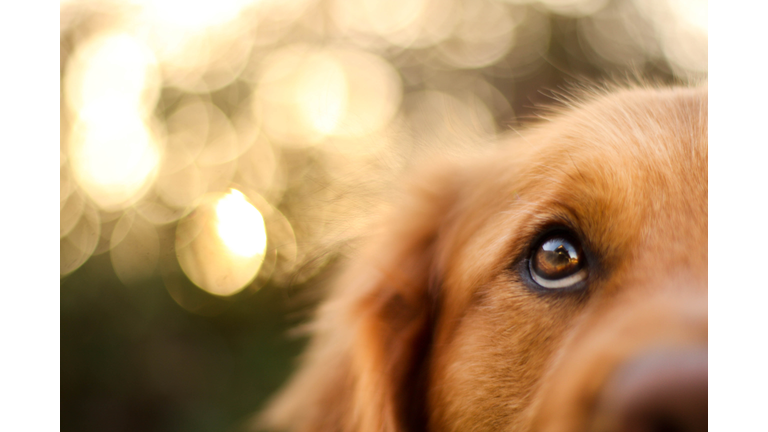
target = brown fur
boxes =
[261,84,707,432]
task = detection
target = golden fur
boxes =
[261,84,708,432]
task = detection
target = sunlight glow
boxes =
[296,56,348,135]
[536,0,610,17]
[256,47,402,145]
[331,0,427,46]
[668,0,707,32]
[64,32,160,119]
[175,190,268,296]
[69,110,161,210]
[136,0,257,29]
[215,189,268,258]
[65,33,162,210]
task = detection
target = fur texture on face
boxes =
[261,84,708,432]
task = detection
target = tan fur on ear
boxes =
[260,165,460,432]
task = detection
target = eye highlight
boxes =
[529,232,588,289]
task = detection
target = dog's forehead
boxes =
[548,88,705,234]
[442,86,707,291]
[533,87,706,229]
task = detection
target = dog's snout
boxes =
[590,349,707,432]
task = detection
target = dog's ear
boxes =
[261,165,459,432]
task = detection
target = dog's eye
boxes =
[529,233,587,289]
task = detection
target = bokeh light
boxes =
[436,0,518,69]
[330,0,428,47]
[59,0,708,289]
[175,189,267,296]
[60,198,100,276]
[405,89,498,155]
[110,211,160,285]
[136,0,257,30]
[215,189,268,258]
[255,46,351,145]
[68,111,162,211]
[535,0,611,17]
[64,32,163,211]
[64,32,160,119]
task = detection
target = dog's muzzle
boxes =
[589,348,708,432]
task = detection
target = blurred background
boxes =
[59,0,707,430]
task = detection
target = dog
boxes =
[261,84,708,432]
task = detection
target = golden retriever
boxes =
[261,84,707,432]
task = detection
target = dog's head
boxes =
[262,85,707,432]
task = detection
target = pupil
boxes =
[553,245,570,263]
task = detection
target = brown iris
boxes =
[529,234,587,288]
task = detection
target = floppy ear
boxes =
[260,166,459,432]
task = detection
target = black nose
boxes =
[590,349,708,432]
